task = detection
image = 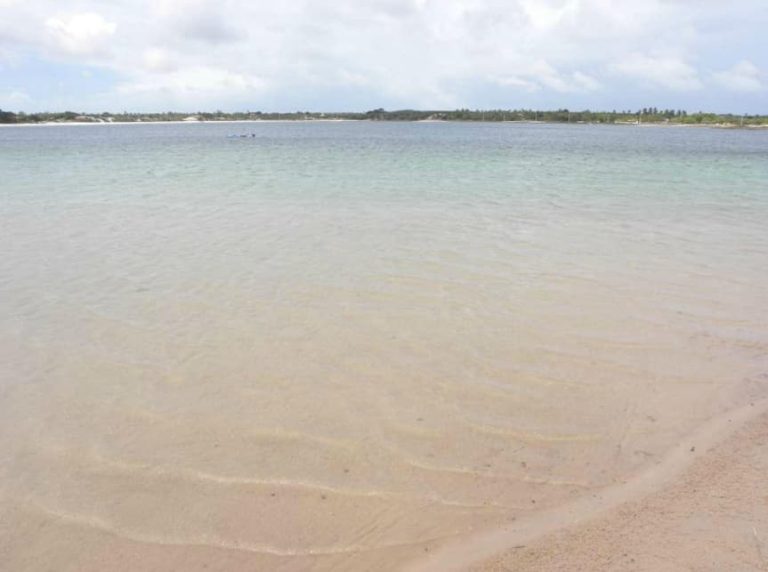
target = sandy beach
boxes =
[471,407,768,571]
[409,396,768,571]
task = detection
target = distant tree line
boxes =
[0,109,19,123]
[1,107,766,126]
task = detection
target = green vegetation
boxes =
[1,107,767,127]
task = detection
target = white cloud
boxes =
[572,71,601,91]
[520,0,578,31]
[712,60,763,92]
[142,48,177,73]
[152,0,246,45]
[45,12,116,56]
[116,67,266,108]
[496,62,601,93]
[0,90,31,109]
[612,53,703,91]
[0,0,765,110]
[497,76,540,92]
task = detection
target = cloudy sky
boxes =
[0,0,766,113]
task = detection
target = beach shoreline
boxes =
[1,119,767,129]
[0,118,363,127]
[406,395,768,571]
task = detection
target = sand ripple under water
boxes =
[1,122,767,570]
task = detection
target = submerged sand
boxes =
[2,122,768,571]
[3,398,767,571]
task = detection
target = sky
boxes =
[0,0,766,113]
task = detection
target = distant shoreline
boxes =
[2,107,767,128]
[1,119,766,129]
[0,119,361,127]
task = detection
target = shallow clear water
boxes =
[1,122,768,570]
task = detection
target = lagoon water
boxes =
[1,121,768,570]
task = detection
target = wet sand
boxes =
[470,403,768,572]
[3,397,767,572]
[408,396,768,571]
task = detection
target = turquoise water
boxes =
[1,122,767,571]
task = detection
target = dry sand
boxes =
[408,398,768,571]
